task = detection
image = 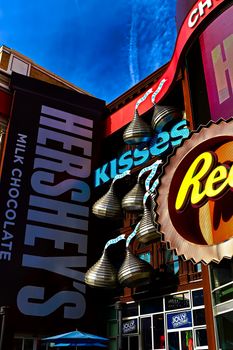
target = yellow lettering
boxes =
[205,165,228,198]
[175,152,215,211]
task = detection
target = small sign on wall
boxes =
[167,311,192,330]
[122,318,138,335]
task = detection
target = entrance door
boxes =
[168,329,193,350]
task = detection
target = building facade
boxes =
[0,1,233,349]
[86,1,233,350]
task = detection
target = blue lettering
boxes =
[95,163,109,187]
[133,148,150,167]
[150,132,170,156]
[110,159,117,180]
[118,150,133,173]
[171,120,190,146]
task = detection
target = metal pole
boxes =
[115,301,123,350]
[0,306,8,350]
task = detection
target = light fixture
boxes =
[121,179,145,212]
[151,105,182,132]
[118,248,153,288]
[123,110,152,144]
[92,182,122,219]
[85,250,118,289]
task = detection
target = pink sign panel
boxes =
[200,5,233,122]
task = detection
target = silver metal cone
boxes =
[151,105,182,132]
[85,250,118,289]
[118,249,153,288]
[137,203,161,243]
[121,181,145,212]
[92,184,122,219]
[123,110,152,144]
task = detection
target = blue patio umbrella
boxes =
[50,342,107,348]
[43,330,108,345]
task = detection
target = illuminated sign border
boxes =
[157,119,233,264]
[105,0,227,136]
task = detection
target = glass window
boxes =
[165,250,179,275]
[210,259,233,289]
[24,339,34,350]
[216,310,233,350]
[213,283,233,305]
[193,309,206,326]
[13,339,34,350]
[192,289,204,307]
[168,332,179,350]
[141,317,152,350]
[181,330,193,350]
[35,340,47,350]
[140,298,163,314]
[153,314,165,349]
[122,303,138,317]
[165,292,190,310]
[129,336,139,349]
[195,328,208,347]
[195,263,202,273]
[138,251,151,264]
[13,339,23,350]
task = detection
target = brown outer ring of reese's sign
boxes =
[156,119,233,264]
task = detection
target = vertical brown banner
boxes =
[0,73,105,335]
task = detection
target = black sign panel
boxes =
[122,318,138,335]
[0,73,105,334]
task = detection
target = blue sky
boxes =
[0,0,177,102]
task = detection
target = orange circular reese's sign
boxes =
[157,120,233,263]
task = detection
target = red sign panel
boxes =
[200,5,233,121]
[105,0,226,136]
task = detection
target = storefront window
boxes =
[24,339,34,350]
[122,302,138,317]
[216,310,233,350]
[13,338,34,350]
[192,289,204,307]
[141,317,152,349]
[181,330,193,350]
[165,292,190,311]
[13,339,23,350]
[129,336,138,348]
[121,289,205,349]
[153,314,165,349]
[210,260,233,350]
[168,332,179,350]
[141,297,163,314]
[213,283,233,305]
[210,259,233,289]
[193,309,206,326]
[195,328,208,347]
[122,336,139,350]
